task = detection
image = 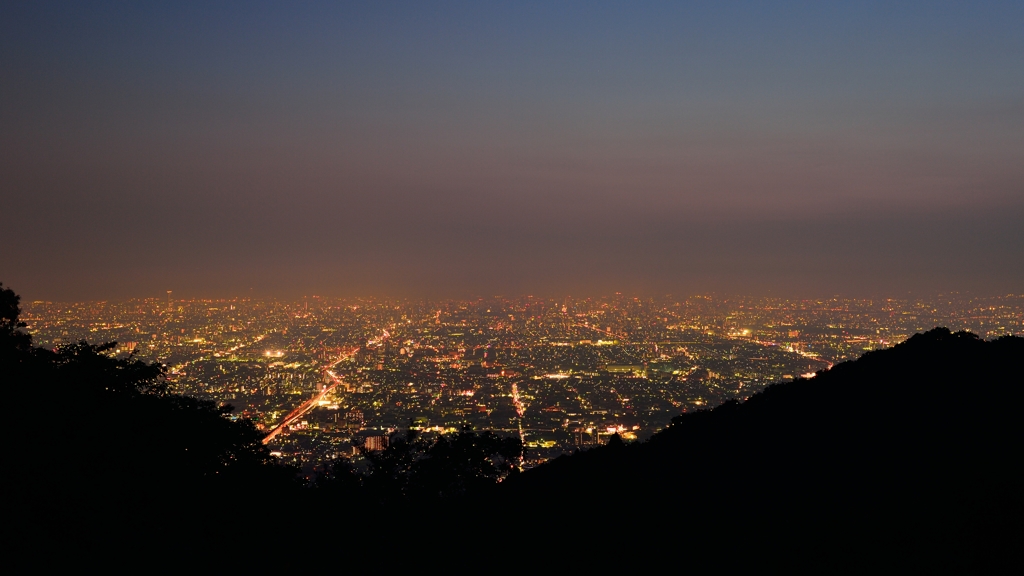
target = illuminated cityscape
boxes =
[23,293,1023,473]
[4,1,1022,564]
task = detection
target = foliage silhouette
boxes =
[407,425,522,500]
[1,283,298,507]
[333,423,524,505]
[0,282,31,354]
[313,456,363,493]
[7,277,1022,569]
[606,432,625,448]
[359,426,428,505]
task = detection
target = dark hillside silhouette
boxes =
[1,284,298,512]
[4,282,521,550]
[0,282,32,355]
[314,424,523,505]
[5,279,1022,569]
[497,328,1024,570]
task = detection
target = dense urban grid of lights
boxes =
[23,293,1023,472]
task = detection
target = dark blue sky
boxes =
[2,1,1022,299]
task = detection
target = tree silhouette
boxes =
[606,432,625,448]
[0,282,31,355]
[359,427,427,504]
[2,282,298,503]
[408,425,522,500]
[314,457,363,494]
[339,423,524,504]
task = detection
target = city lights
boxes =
[21,293,1023,470]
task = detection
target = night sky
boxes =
[2,1,1022,300]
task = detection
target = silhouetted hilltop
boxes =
[498,328,1023,570]
[6,276,1022,568]
[1,283,298,511]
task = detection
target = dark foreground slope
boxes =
[496,329,1023,570]
[1,284,297,526]
[5,273,1021,570]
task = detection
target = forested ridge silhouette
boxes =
[495,325,1024,571]
[2,283,299,505]
[4,281,1022,569]
[2,282,523,545]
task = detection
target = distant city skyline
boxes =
[3,2,1022,300]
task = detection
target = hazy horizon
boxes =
[14,283,1023,306]
[3,2,1023,301]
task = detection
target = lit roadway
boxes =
[262,346,359,445]
[572,321,627,341]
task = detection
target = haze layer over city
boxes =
[3,3,1023,302]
